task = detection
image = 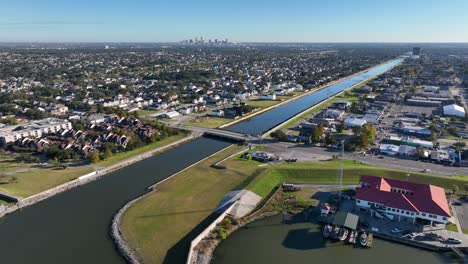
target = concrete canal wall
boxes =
[262,59,404,138]
[186,201,239,264]
[0,133,200,220]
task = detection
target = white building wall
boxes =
[356,199,449,224]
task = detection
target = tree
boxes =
[335,122,346,133]
[453,142,466,152]
[271,130,288,142]
[464,184,468,195]
[311,124,324,144]
[89,151,100,163]
[324,133,336,145]
[102,148,113,159]
[416,146,427,160]
[431,131,438,147]
[350,102,360,113]
[452,184,459,195]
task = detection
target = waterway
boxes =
[213,214,456,264]
[226,58,404,135]
[0,138,231,264]
[0,57,404,264]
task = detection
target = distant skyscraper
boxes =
[412,47,421,56]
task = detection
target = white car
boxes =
[403,232,420,240]
[447,238,462,244]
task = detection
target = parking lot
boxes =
[400,105,437,116]
[453,199,468,231]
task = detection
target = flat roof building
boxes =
[0,118,72,145]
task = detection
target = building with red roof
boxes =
[355,175,451,225]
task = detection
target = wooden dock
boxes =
[450,247,465,259]
[367,233,373,247]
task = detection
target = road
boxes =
[262,142,468,176]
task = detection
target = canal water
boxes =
[213,214,456,264]
[226,58,404,135]
[0,138,231,264]
[0,57,404,264]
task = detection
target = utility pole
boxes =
[338,140,344,197]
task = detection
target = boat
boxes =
[331,226,341,239]
[338,228,349,241]
[323,224,332,238]
[348,230,357,244]
[359,232,368,247]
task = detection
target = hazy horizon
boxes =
[1,0,468,43]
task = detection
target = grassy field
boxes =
[446,223,458,232]
[247,100,281,109]
[96,133,189,167]
[0,165,93,197]
[120,151,468,264]
[245,160,468,198]
[183,115,234,128]
[136,109,162,117]
[120,145,265,264]
[0,133,190,197]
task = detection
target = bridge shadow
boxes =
[137,208,215,218]
[163,211,221,264]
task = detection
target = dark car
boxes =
[446,238,462,244]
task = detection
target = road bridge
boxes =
[167,124,259,142]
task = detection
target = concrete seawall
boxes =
[186,201,239,264]
[0,133,200,220]
[111,144,238,263]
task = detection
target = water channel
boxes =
[226,58,404,135]
[213,214,456,264]
[0,57,405,263]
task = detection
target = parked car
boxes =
[447,238,462,244]
[403,232,421,240]
[452,201,462,206]
[391,227,402,234]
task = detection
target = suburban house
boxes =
[355,175,451,225]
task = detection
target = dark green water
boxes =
[213,214,457,264]
[0,57,407,264]
[0,138,231,264]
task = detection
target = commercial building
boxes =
[344,117,367,128]
[356,176,450,225]
[0,118,72,145]
[412,47,421,59]
[443,104,466,118]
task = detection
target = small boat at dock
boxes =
[348,230,357,244]
[323,224,332,238]
[359,232,368,247]
[338,228,349,241]
[331,226,341,239]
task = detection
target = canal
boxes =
[0,57,404,264]
[0,138,231,264]
[213,214,456,264]
[226,58,404,135]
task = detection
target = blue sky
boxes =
[1,0,467,42]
